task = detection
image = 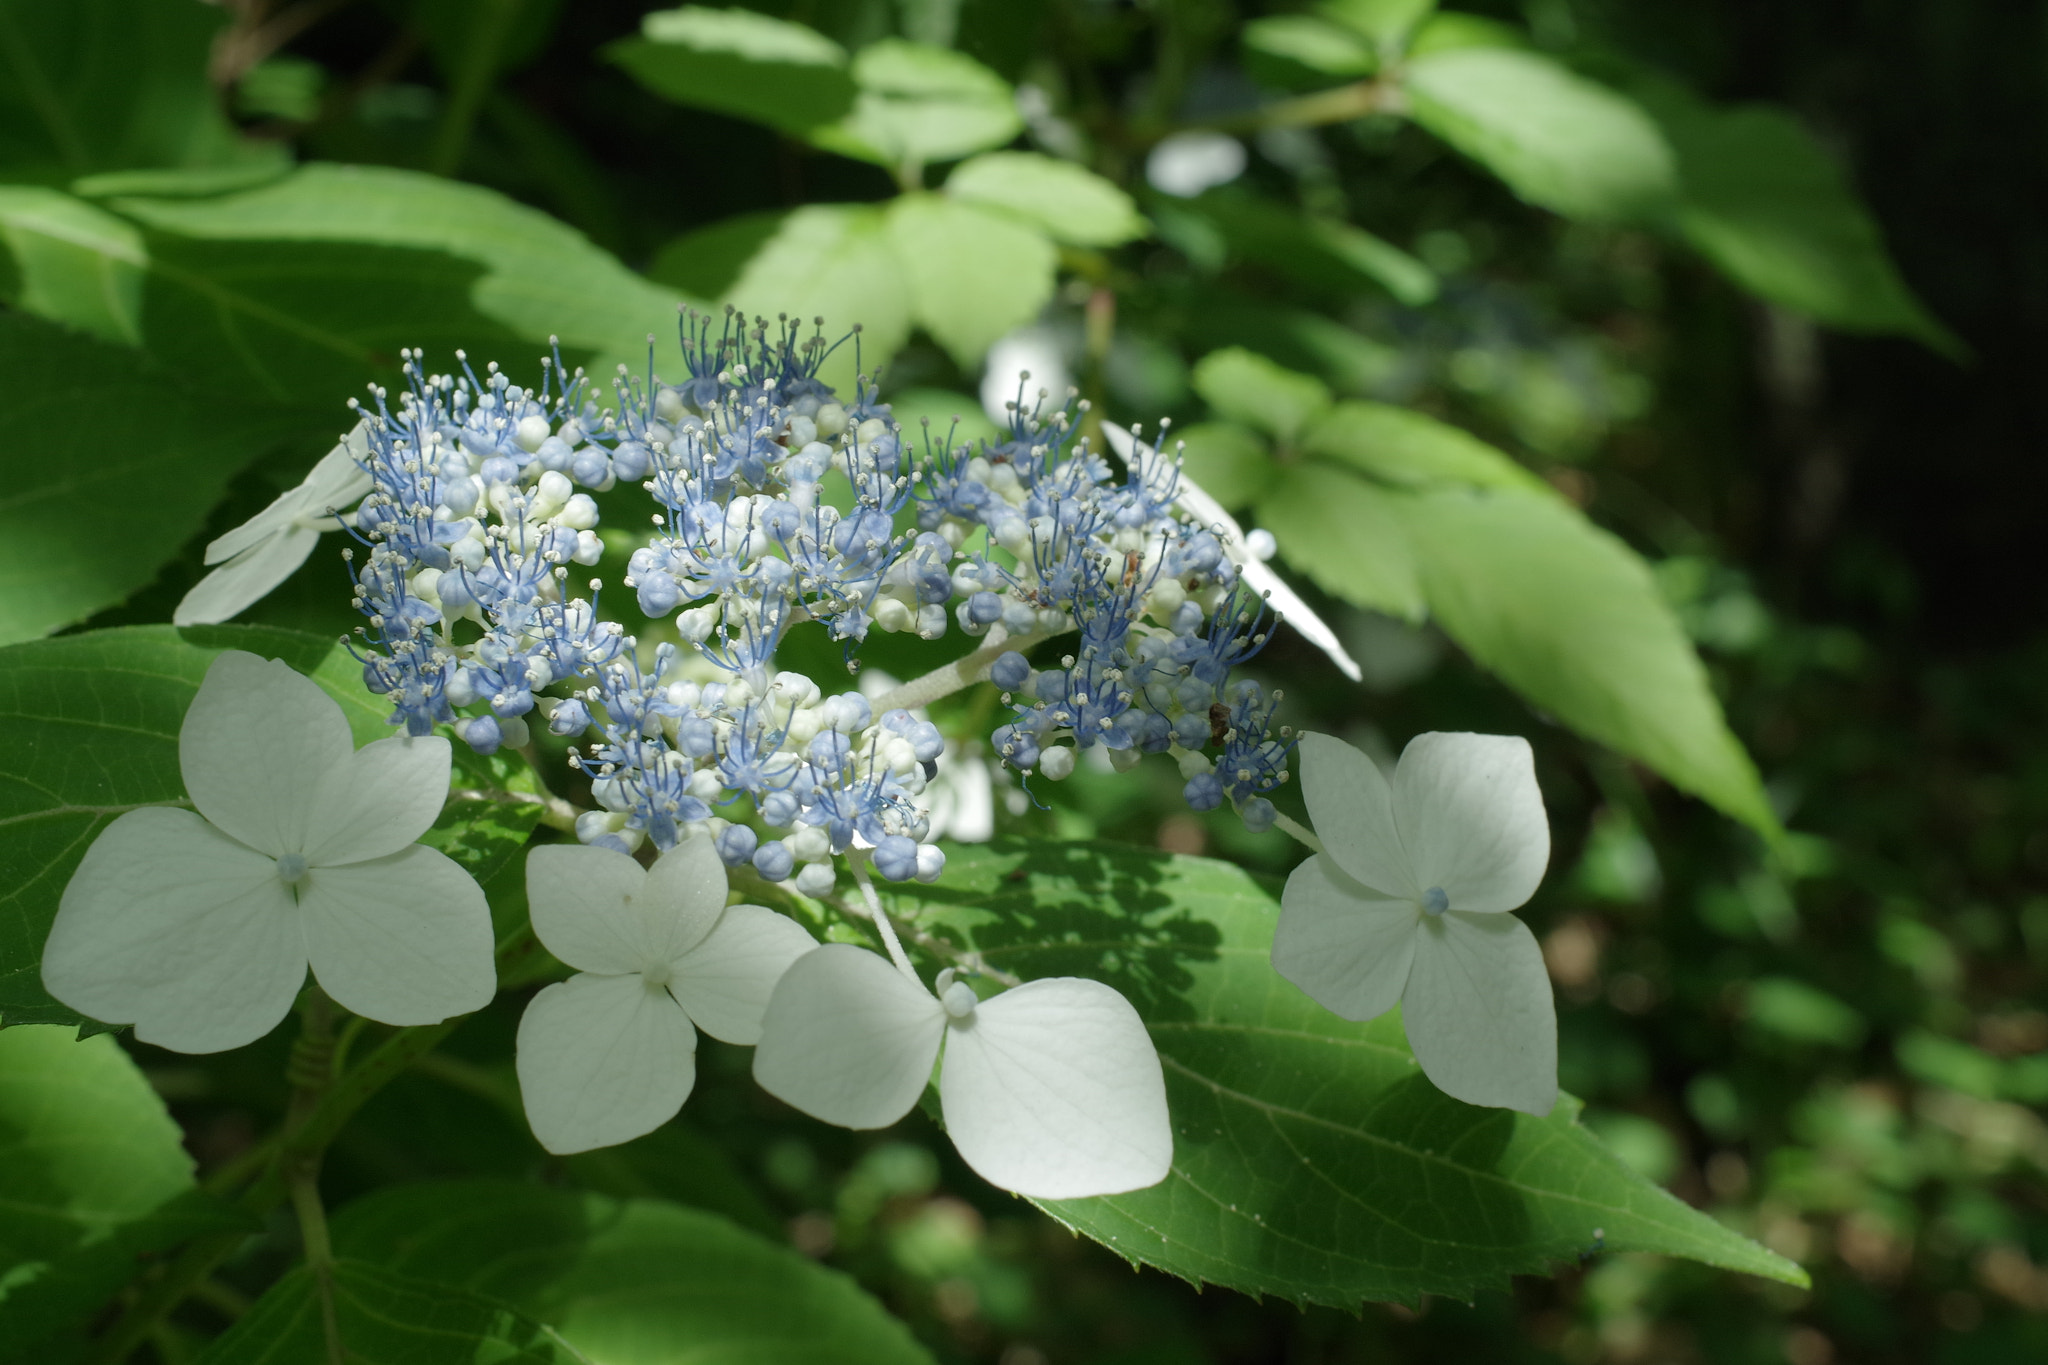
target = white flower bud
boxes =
[785,414,818,447]
[573,530,603,565]
[1038,746,1076,781]
[557,493,600,530]
[687,768,723,801]
[815,403,847,436]
[872,597,915,633]
[789,825,830,861]
[794,862,838,898]
[516,414,551,452]
[1174,747,1213,779]
[770,672,822,708]
[676,604,719,643]
[498,716,530,749]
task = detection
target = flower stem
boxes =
[846,852,922,987]
[1274,811,1325,856]
[870,626,1047,713]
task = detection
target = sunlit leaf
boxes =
[722,204,910,392]
[1190,346,1332,444]
[0,186,143,344]
[887,195,1056,370]
[811,41,1021,169]
[1403,48,1676,221]
[606,6,856,136]
[945,151,1146,247]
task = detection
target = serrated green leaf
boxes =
[0,625,388,1030]
[193,1260,580,1365]
[811,40,1021,169]
[1258,464,1424,620]
[722,204,910,392]
[945,151,1146,247]
[109,164,688,376]
[890,841,1806,1305]
[1399,486,1777,834]
[606,6,856,137]
[0,186,142,344]
[1403,49,1676,222]
[1173,422,1269,510]
[887,194,1056,370]
[0,314,307,645]
[1300,400,1552,494]
[0,1026,194,1279]
[330,1181,937,1365]
[1628,83,1959,354]
[0,0,275,179]
[1191,346,1332,444]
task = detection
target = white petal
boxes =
[41,808,305,1054]
[1104,422,1362,682]
[1296,731,1418,900]
[525,843,649,974]
[1273,855,1417,1022]
[179,651,353,858]
[299,845,495,1026]
[638,834,730,962]
[173,525,323,627]
[670,904,816,1045]
[939,977,1172,1198]
[515,973,697,1155]
[302,736,451,866]
[1402,911,1558,1116]
[202,425,370,565]
[1393,732,1549,912]
[751,945,943,1130]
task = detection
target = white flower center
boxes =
[275,853,311,886]
[941,980,979,1019]
[642,960,674,992]
[1421,886,1449,916]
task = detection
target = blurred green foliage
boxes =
[1,1,2043,1363]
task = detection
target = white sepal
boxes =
[752,945,944,1130]
[939,977,1172,1199]
[516,973,698,1155]
[298,844,496,1026]
[1393,732,1549,913]
[1403,912,1558,1116]
[668,903,816,1046]
[41,808,306,1054]
[1273,855,1417,1023]
[178,651,354,859]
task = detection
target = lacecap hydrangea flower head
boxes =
[42,651,496,1052]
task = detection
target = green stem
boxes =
[870,626,1050,713]
[426,0,520,175]
[1176,80,1394,142]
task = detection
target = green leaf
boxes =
[646,209,788,300]
[1404,12,1530,57]
[0,1188,257,1363]
[886,194,1056,370]
[1173,422,1269,510]
[893,841,1807,1305]
[722,204,910,393]
[109,164,689,376]
[1300,400,1552,494]
[1258,465,1425,621]
[0,314,306,645]
[1182,191,1439,305]
[0,1025,193,1271]
[0,186,142,344]
[1631,83,1959,354]
[0,625,389,1030]
[193,1260,581,1365]
[811,40,1021,170]
[1242,16,1377,88]
[0,0,273,178]
[1191,346,1332,444]
[1403,49,1676,221]
[605,6,856,137]
[1397,486,1778,834]
[1743,978,1867,1049]
[421,797,542,892]
[331,1181,938,1364]
[944,151,1146,247]
[1321,0,1438,47]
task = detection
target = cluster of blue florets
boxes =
[342,309,1295,889]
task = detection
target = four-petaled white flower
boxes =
[752,946,1172,1199]
[1274,731,1558,1116]
[43,650,496,1053]
[515,838,818,1155]
[174,421,373,626]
